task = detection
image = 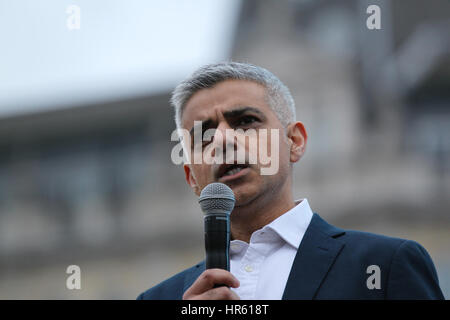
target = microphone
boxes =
[198,182,235,271]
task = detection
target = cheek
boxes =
[255,128,288,163]
[279,135,291,162]
[191,164,212,183]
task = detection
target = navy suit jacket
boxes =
[137,214,445,300]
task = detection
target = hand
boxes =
[182,268,240,300]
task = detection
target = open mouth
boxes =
[216,163,250,182]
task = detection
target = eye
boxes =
[237,115,258,127]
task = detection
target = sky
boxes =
[0,0,241,117]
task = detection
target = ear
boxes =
[286,121,307,163]
[183,164,201,196]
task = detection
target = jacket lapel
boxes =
[282,213,345,300]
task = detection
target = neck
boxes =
[230,178,295,243]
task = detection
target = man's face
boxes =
[181,79,304,208]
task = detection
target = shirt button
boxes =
[231,243,242,253]
[244,265,253,273]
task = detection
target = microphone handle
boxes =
[204,213,230,271]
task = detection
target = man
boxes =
[137,62,444,300]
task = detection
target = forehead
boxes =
[181,79,273,129]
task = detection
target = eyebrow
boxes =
[188,106,266,136]
[223,106,266,120]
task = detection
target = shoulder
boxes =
[313,214,444,299]
[137,262,204,300]
[311,214,438,279]
[342,228,407,252]
[310,213,408,257]
[336,223,432,264]
[341,229,440,273]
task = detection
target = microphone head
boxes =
[198,183,235,215]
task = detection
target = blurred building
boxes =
[0,0,449,299]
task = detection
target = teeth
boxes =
[224,167,243,176]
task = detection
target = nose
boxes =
[214,121,232,143]
[211,121,236,160]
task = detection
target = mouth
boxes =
[216,163,251,183]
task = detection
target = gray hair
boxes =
[170,61,296,129]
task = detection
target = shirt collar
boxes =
[262,198,313,249]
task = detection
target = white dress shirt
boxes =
[229,198,313,300]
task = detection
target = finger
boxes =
[184,269,239,297]
[191,285,240,300]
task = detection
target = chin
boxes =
[231,184,260,207]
